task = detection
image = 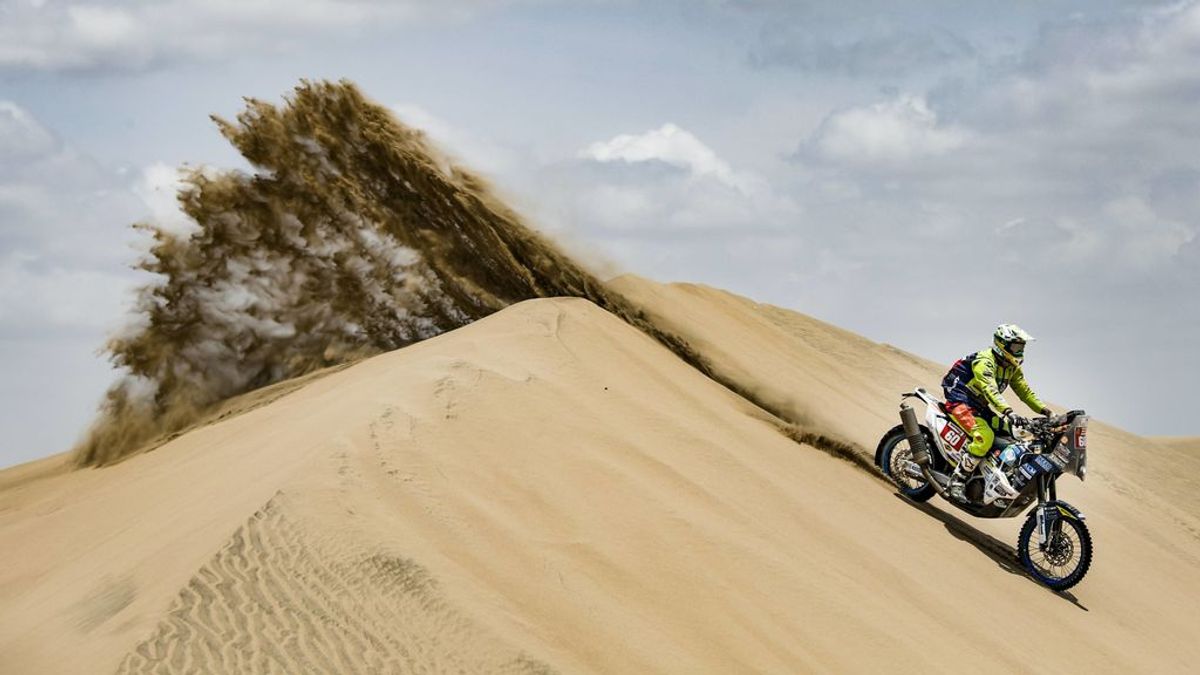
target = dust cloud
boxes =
[76,80,705,466]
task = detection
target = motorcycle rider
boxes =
[941,324,1053,502]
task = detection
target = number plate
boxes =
[940,423,967,450]
[1074,427,1087,449]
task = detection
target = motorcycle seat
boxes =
[936,402,974,433]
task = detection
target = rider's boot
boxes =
[948,452,981,502]
[949,415,993,502]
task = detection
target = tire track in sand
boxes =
[116,494,554,674]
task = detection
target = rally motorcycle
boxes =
[875,388,1092,591]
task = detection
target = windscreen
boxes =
[1066,414,1089,480]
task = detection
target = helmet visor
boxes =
[1007,340,1026,357]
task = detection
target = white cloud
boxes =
[1098,195,1194,268]
[1,102,140,258]
[0,102,154,334]
[0,251,134,336]
[68,5,143,46]
[808,95,970,165]
[765,2,1200,437]
[132,162,197,237]
[0,0,518,72]
[792,1,1200,274]
[583,123,761,194]
[538,124,799,236]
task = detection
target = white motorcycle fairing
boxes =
[906,388,1021,507]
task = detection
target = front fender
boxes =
[1052,501,1086,521]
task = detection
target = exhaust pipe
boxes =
[900,403,930,466]
[899,402,950,498]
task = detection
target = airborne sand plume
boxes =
[77,80,706,466]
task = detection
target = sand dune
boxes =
[608,276,946,451]
[612,276,1200,524]
[1154,437,1200,452]
[3,293,1200,672]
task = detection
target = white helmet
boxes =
[993,323,1035,366]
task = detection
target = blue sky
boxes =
[2,0,1198,466]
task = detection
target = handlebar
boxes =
[1023,416,1061,434]
[1023,410,1086,437]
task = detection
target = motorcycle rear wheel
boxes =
[876,425,936,503]
[1018,510,1092,591]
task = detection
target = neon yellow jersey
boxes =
[944,349,1047,415]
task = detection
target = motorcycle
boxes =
[875,387,1092,591]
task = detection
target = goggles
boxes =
[1006,340,1026,357]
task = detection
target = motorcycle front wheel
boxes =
[1018,510,1093,591]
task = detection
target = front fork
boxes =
[1035,475,1059,549]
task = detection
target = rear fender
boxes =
[909,387,944,411]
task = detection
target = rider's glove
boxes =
[1040,407,1053,418]
[1003,409,1028,429]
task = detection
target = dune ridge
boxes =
[613,276,1200,535]
[4,295,1200,673]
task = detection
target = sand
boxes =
[1153,437,1200,453]
[3,287,1199,673]
[611,277,1200,528]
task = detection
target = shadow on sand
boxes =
[892,493,1089,611]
